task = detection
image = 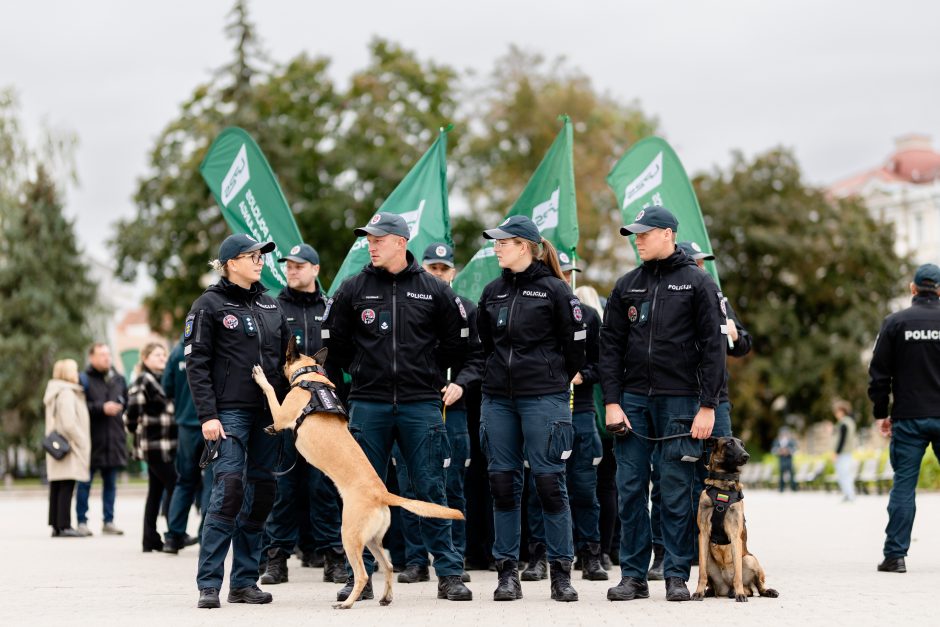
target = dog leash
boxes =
[199,431,298,478]
[605,421,695,442]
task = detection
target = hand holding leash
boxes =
[604,403,631,435]
[202,418,227,441]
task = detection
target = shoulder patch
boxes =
[322,297,333,322]
[570,297,584,323]
[455,297,468,321]
[184,314,195,339]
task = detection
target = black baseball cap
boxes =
[219,233,275,264]
[914,263,940,289]
[620,206,679,235]
[678,241,715,261]
[558,251,581,273]
[422,242,455,268]
[278,243,320,265]
[354,212,411,239]
[483,215,541,243]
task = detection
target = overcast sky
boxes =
[3,0,939,260]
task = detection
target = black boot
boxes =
[665,576,691,602]
[877,557,906,573]
[647,543,664,581]
[437,575,473,600]
[336,576,373,602]
[227,585,273,604]
[493,559,523,601]
[607,576,650,601]
[323,548,348,583]
[398,563,431,583]
[521,543,548,581]
[549,560,579,602]
[259,550,288,585]
[582,543,609,581]
[197,587,220,609]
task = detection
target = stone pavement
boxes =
[0,487,937,626]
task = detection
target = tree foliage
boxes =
[0,89,96,455]
[454,47,658,284]
[694,148,910,448]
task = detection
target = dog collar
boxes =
[290,365,326,385]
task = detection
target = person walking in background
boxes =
[831,399,857,502]
[44,359,91,538]
[162,335,206,553]
[868,263,940,574]
[772,427,799,492]
[124,342,178,552]
[75,343,127,537]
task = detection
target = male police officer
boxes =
[869,262,940,574]
[260,243,345,585]
[599,207,725,602]
[394,242,483,584]
[322,214,473,602]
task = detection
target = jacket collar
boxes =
[364,251,422,279]
[211,277,266,302]
[640,247,695,275]
[280,286,325,306]
[501,260,553,284]
[913,292,940,306]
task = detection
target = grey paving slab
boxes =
[0,488,937,626]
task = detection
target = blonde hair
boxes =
[209,259,229,278]
[575,285,603,315]
[521,238,565,282]
[52,359,79,384]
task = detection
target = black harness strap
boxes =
[289,365,326,384]
[705,485,744,545]
[292,379,348,429]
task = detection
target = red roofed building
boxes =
[830,134,940,265]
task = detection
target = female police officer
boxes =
[184,233,291,609]
[476,216,586,602]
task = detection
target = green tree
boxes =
[693,148,910,449]
[455,47,657,284]
[0,90,96,466]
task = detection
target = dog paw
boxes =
[691,592,704,601]
[761,588,779,598]
[379,597,392,606]
[252,365,268,384]
[735,593,748,603]
[331,603,351,610]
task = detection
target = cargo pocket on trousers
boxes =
[547,420,575,464]
[429,424,452,470]
[661,418,703,462]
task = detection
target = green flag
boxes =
[606,136,720,287]
[453,116,578,303]
[328,127,452,295]
[199,127,303,293]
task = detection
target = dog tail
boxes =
[384,494,464,520]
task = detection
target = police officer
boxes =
[321,213,473,602]
[521,253,606,583]
[647,241,751,579]
[869,262,940,574]
[394,242,483,584]
[476,216,586,602]
[186,234,291,609]
[599,207,725,602]
[259,243,345,585]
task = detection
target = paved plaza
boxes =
[1,486,937,626]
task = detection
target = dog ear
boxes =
[286,336,301,363]
[705,436,718,450]
[312,346,328,367]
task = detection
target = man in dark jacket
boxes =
[322,214,473,602]
[260,243,345,585]
[75,342,128,536]
[869,263,940,574]
[599,207,725,603]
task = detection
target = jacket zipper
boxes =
[392,279,398,411]
[302,301,309,354]
[250,299,264,367]
[647,267,660,396]
[507,275,518,398]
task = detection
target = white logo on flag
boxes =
[622,151,663,210]
[400,199,426,238]
[531,188,560,232]
[221,144,251,206]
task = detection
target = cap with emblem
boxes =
[354,212,411,239]
[558,251,581,273]
[422,242,454,268]
[278,243,320,265]
[677,241,715,261]
[914,263,940,289]
[620,205,679,235]
[219,233,276,264]
[483,215,542,243]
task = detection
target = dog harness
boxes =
[289,368,348,428]
[705,484,744,546]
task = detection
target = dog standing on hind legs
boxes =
[692,436,779,602]
[251,343,464,609]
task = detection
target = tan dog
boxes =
[692,436,779,602]
[251,343,463,609]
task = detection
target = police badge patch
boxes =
[635,210,645,221]
[290,245,301,255]
[455,297,468,320]
[223,314,239,329]
[322,297,333,322]
[570,298,583,323]
[370,214,382,225]
[436,245,447,257]
[628,305,638,323]
[361,309,376,325]
[184,314,195,339]
[718,292,727,317]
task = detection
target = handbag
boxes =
[42,430,71,460]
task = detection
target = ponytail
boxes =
[538,238,566,282]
